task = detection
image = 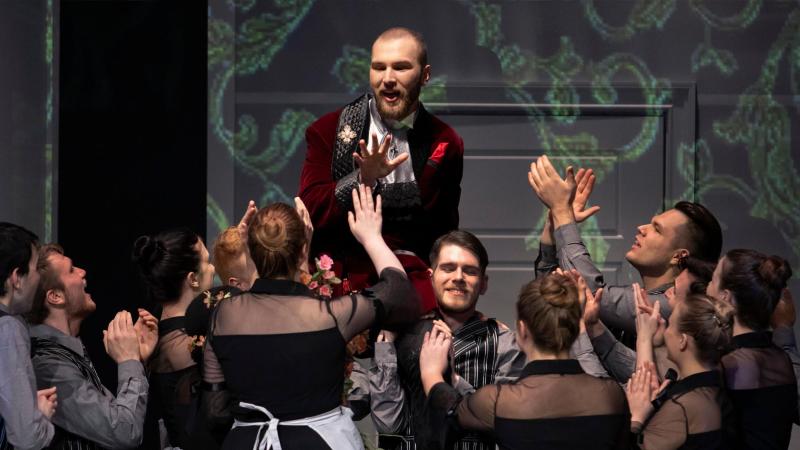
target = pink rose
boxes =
[318,254,334,271]
[308,281,319,290]
[319,284,332,297]
[323,270,335,280]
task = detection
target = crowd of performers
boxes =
[1,27,798,450]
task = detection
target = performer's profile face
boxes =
[370,35,431,121]
[625,209,689,274]
[431,244,487,315]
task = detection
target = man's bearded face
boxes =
[369,36,429,121]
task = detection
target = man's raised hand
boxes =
[353,133,409,186]
[527,155,577,226]
[573,168,600,223]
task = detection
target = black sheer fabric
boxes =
[638,371,722,450]
[203,268,417,450]
[429,359,629,450]
[148,317,217,450]
[721,331,797,450]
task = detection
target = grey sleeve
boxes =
[570,332,610,378]
[534,243,558,280]
[494,327,525,384]
[554,222,605,290]
[347,359,370,421]
[772,326,800,421]
[0,319,54,450]
[33,355,148,449]
[369,341,407,433]
[590,325,637,383]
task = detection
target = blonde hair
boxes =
[212,226,246,283]
[247,203,306,279]
[516,273,581,353]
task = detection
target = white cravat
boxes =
[367,99,416,185]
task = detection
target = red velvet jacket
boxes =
[298,95,463,296]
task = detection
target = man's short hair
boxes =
[28,244,65,325]
[0,222,39,296]
[212,226,246,283]
[429,230,489,275]
[673,201,722,264]
[375,27,428,67]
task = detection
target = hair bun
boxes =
[539,274,577,308]
[250,216,288,252]
[131,235,164,267]
[759,256,792,291]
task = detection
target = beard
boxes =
[374,77,423,121]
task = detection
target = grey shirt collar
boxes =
[30,323,85,356]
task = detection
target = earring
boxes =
[190,281,199,288]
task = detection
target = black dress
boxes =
[721,331,798,449]
[429,359,629,450]
[147,317,217,450]
[636,371,723,449]
[203,268,418,450]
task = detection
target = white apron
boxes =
[232,402,362,450]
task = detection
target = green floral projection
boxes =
[207,0,800,273]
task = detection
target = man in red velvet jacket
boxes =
[299,27,463,309]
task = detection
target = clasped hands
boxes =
[103,309,159,364]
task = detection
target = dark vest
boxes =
[30,337,102,450]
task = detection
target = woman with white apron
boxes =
[202,186,420,449]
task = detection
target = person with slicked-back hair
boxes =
[419,273,628,449]
[132,228,218,449]
[202,186,420,449]
[528,156,723,340]
[628,293,734,449]
[707,249,797,449]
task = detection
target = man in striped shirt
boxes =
[369,230,525,450]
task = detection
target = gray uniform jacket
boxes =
[0,306,54,450]
[30,324,148,449]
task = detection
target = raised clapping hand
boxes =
[573,168,601,222]
[354,133,409,186]
[236,200,258,243]
[528,155,576,220]
[556,268,604,333]
[626,362,663,425]
[294,197,314,273]
[103,311,141,364]
[528,156,601,227]
[419,326,452,395]
[37,386,57,419]
[347,184,382,245]
[634,283,664,343]
[134,308,159,362]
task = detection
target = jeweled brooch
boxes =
[338,124,357,145]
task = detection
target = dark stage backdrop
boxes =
[58,0,207,399]
[207,0,800,326]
